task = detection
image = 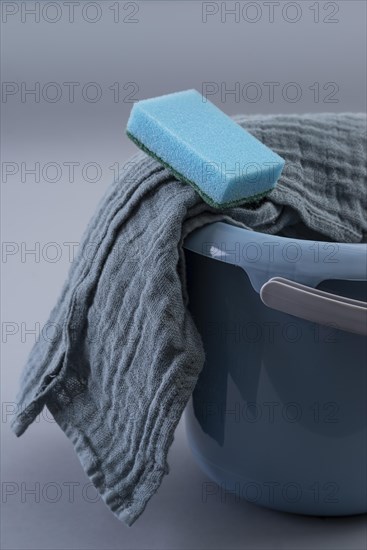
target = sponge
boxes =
[126,89,285,208]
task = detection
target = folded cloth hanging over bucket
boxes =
[11,114,367,525]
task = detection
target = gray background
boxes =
[1,1,366,548]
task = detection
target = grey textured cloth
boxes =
[11,114,367,525]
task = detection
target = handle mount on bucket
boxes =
[260,277,367,336]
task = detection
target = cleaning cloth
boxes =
[11,114,367,525]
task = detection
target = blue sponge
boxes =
[126,89,285,208]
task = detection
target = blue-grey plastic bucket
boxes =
[184,222,367,516]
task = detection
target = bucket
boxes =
[184,221,367,516]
